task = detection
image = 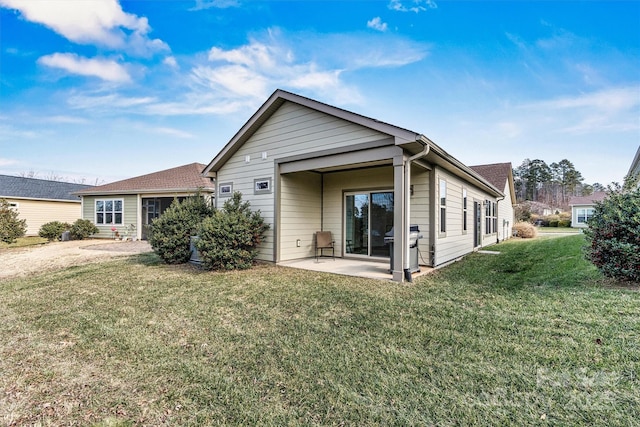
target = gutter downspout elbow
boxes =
[403,139,431,282]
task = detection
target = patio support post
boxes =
[392,154,406,282]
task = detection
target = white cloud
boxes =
[388,0,437,13]
[0,157,19,167]
[163,56,179,68]
[367,17,388,32]
[38,53,132,83]
[68,93,156,110]
[46,115,90,124]
[191,0,239,10]
[0,0,168,56]
[152,127,195,139]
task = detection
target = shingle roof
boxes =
[569,192,608,206]
[469,163,512,191]
[0,175,90,201]
[76,163,214,195]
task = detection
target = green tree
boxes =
[196,192,269,271]
[148,194,213,264]
[583,179,640,282]
[0,198,27,243]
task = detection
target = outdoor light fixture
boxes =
[296,239,301,247]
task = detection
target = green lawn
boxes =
[1,235,638,426]
[0,236,48,249]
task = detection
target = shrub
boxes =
[38,221,71,242]
[196,192,269,271]
[70,219,99,240]
[513,221,538,239]
[583,183,640,282]
[558,219,571,228]
[548,220,559,227]
[148,194,213,264]
[0,198,27,244]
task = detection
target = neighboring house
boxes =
[469,163,516,242]
[75,163,215,240]
[568,192,608,228]
[202,89,505,282]
[628,146,640,187]
[0,174,90,236]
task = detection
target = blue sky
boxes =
[1,0,638,186]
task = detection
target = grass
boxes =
[1,235,638,426]
[0,236,48,249]
[536,227,580,234]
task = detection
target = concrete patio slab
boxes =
[278,257,433,281]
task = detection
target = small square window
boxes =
[219,183,233,197]
[254,178,272,194]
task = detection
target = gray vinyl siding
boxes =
[497,182,514,240]
[433,167,495,266]
[409,168,430,261]
[82,195,138,238]
[279,172,322,261]
[215,101,388,262]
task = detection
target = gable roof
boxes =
[0,174,89,202]
[76,163,214,196]
[569,191,608,206]
[469,163,511,190]
[628,146,640,179]
[203,89,504,197]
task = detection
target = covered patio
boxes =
[278,257,434,282]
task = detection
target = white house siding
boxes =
[6,198,82,236]
[497,182,514,241]
[215,101,388,262]
[82,195,138,238]
[322,166,394,258]
[571,204,593,228]
[433,167,496,266]
[279,171,322,261]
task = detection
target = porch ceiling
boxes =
[308,159,392,174]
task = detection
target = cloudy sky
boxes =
[1,0,638,186]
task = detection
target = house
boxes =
[202,89,505,282]
[0,174,90,236]
[568,192,608,228]
[628,146,640,187]
[75,163,214,240]
[469,163,516,242]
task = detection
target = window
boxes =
[219,183,233,197]
[254,178,272,194]
[439,179,446,234]
[96,199,123,225]
[485,200,496,234]
[462,189,467,233]
[577,208,595,224]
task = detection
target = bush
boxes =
[558,219,571,228]
[548,220,559,227]
[513,221,538,239]
[148,195,213,264]
[196,192,269,271]
[70,219,99,240]
[38,221,71,242]
[584,183,640,282]
[0,198,27,244]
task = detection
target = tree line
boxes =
[513,158,605,208]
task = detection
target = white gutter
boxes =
[403,135,431,282]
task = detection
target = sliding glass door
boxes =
[345,191,394,258]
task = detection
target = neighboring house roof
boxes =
[469,162,514,195]
[203,89,503,197]
[0,174,89,202]
[76,163,214,195]
[569,192,608,206]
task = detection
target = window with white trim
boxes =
[96,199,123,225]
[577,208,595,224]
[439,179,446,234]
[219,183,233,197]
[485,200,497,234]
[462,188,468,233]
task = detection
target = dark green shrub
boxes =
[148,194,213,264]
[70,219,99,240]
[0,198,27,243]
[548,220,559,227]
[196,192,269,271]
[584,183,640,282]
[38,221,71,242]
[558,219,571,228]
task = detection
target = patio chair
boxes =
[315,231,335,261]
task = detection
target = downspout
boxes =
[403,137,431,282]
